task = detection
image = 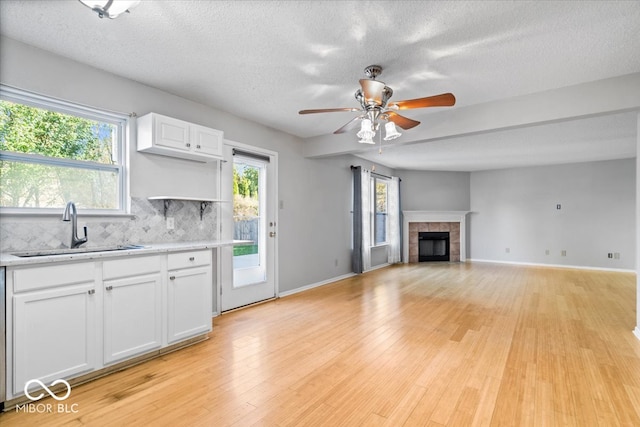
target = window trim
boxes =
[0,85,130,216]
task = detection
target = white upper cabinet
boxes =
[137,112,223,162]
[151,114,190,152]
[190,123,223,158]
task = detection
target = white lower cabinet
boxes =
[7,249,214,401]
[167,267,212,343]
[167,250,213,344]
[13,281,98,395]
[7,264,100,394]
[103,273,162,364]
[103,255,163,364]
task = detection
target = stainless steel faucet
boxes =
[62,201,88,249]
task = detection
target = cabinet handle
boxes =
[186,143,191,148]
[106,285,113,291]
[169,276,176,280]
[189,257,195,261]
[88,289,95,295]
[196,145,201,149]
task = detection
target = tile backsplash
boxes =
[0,197,219,253]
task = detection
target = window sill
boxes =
[372,243,389,248]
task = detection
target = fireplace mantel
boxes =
[403,211,469,263]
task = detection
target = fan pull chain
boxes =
[379,126,383,154]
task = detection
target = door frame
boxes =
[217,140,278,313]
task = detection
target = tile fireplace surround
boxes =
[403,211,469,263]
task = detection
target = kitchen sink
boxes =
[11,244,146,258]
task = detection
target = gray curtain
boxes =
[352,166,363,273]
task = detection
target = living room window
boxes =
[373,177,388,245]
[0,85,128,214]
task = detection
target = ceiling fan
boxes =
[299,65,456,143]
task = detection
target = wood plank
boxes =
[1,263,639,426]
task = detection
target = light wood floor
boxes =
[2,262,639,426]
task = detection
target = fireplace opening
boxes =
[418,232,450,262]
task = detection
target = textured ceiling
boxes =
[1,0,639,170]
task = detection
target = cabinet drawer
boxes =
[13,262,95,292]
[168,250,211,270]
[103,255,161,280]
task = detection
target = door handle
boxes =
[269,232,276,237]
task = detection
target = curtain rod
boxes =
[350,165,400,181]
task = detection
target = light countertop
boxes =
[0,240,251,267]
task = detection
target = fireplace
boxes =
[403,211,468,263]
[419,232,450,262]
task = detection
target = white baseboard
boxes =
[468,258,636,273]
[634,327,640,342]
[278,272,358,298]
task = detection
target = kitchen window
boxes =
[0,85,129,214]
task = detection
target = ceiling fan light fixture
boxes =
[383,121,402,141]
[297,65,455,147]
[358,134,375,144]
[356,118,375,143]
[78,0,140,19]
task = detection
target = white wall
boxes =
[2,36,637,299]
[397,170,471,211]
[0,37,353,294]
[277,153,354,289]
[636,113,640,338]
[469,159,636,269]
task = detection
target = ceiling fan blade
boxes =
[299,108,360,114]
[333,116,362,134]
[359,79,386,105]
[389,93,456,110]
[386,111,420,130]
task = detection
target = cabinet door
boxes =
[154,114,190,152]
[13,283,97,395]
[104,273,162,364]
[190,123,223,158]
[167,266,212,344]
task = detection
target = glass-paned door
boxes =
[220,145,276,311]
[233,156,266,286]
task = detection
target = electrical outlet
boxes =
[608,253,613,259]
[614,253,620,260]
[166,217,175,230]
[505,248,510,254]
[545,249,550,255]
[561,250,567,256]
